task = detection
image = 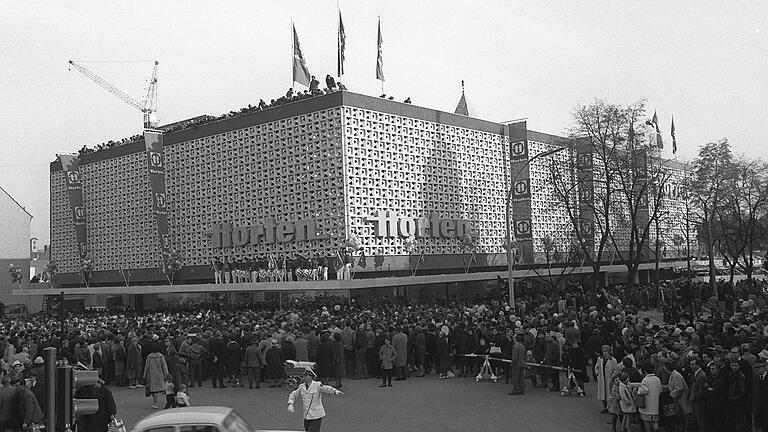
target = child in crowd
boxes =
[607,370,622,432]
[175,383,190,407]
[163,375,175,409]
[618,372,636,432]
[379,336,396,388]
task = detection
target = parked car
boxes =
[129,406,301,432]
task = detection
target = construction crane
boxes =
[68,60,159,129]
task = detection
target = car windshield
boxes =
[222,411,252,432]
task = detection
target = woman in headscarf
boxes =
[143,344,169,409]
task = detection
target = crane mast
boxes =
[68,60,159,129]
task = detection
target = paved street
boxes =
[112,376,607,432]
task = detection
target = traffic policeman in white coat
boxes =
[287,367,343,432]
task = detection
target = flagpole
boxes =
[291,19,294,89]
[337,1,341,80]
[378,15,384,94]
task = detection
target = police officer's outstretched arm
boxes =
[320,384,343,395]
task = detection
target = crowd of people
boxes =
[75,75,410,157]
[0,276,766,432]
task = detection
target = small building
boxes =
[0,185,37,313]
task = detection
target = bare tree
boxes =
[532,235,583,292]
[690,139,735,296]
[715,156,768,281]
[550,100,631,293]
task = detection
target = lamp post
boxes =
[503,123,567,310]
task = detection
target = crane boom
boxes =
[68,60,159,129]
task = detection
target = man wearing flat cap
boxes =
[287,367,343,432]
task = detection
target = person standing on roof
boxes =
[287,367,343,432]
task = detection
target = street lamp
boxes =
[503,123,567,311]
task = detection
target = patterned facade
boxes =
[49,91,692,284]
[81,152,157,271]
[49,170,80,273]
[343,106,508,257]
[164,108,346,265]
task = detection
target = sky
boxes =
[1,1,767,247]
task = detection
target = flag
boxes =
[335,249,343,270]
[652,110,663,149]
[357,249,367,268]
[671,115,677,154]
[376,18,384,81]
[292,24,311,87]
[646,110,663,149]
[338,10,346,77]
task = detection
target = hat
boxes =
[759,350,768,361]
[685,327,695,334]
[271,339,278,345]
[303,367,317,378]
[12,360,22,367]
[33,356,43,365]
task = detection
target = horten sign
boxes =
[210,220,322,248]
[210,211,477,249]
[364,211,475,238]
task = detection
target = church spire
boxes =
[454,80,475,117]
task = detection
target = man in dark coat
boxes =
[76,380,116,432]
[688,357,709,432]
[501,328,515,384]
[265,340,284,388]
[753,358,768,432]
[0,376,19,431]
[17,379,43,430]
[325,74,336,90]
[225,336,242,387]
[543,332,561,391]
[209,331,226,388]
[508,334,528,395]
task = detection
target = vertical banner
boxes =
[145,131,170,255]
[575,142,595,257]
[507,121,533,264]
[59,155,89,261]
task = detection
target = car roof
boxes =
[131,406,233,431]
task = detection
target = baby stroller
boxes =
[283,360,317,391]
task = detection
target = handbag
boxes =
[632,387,645,409]
[662,402,679,417]
[108,419,126,432]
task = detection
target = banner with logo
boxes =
[513,218,533,240]
[510,140,529,162]
[59,155,89,261]
[511,178,531,202]
[145,131,170,255]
